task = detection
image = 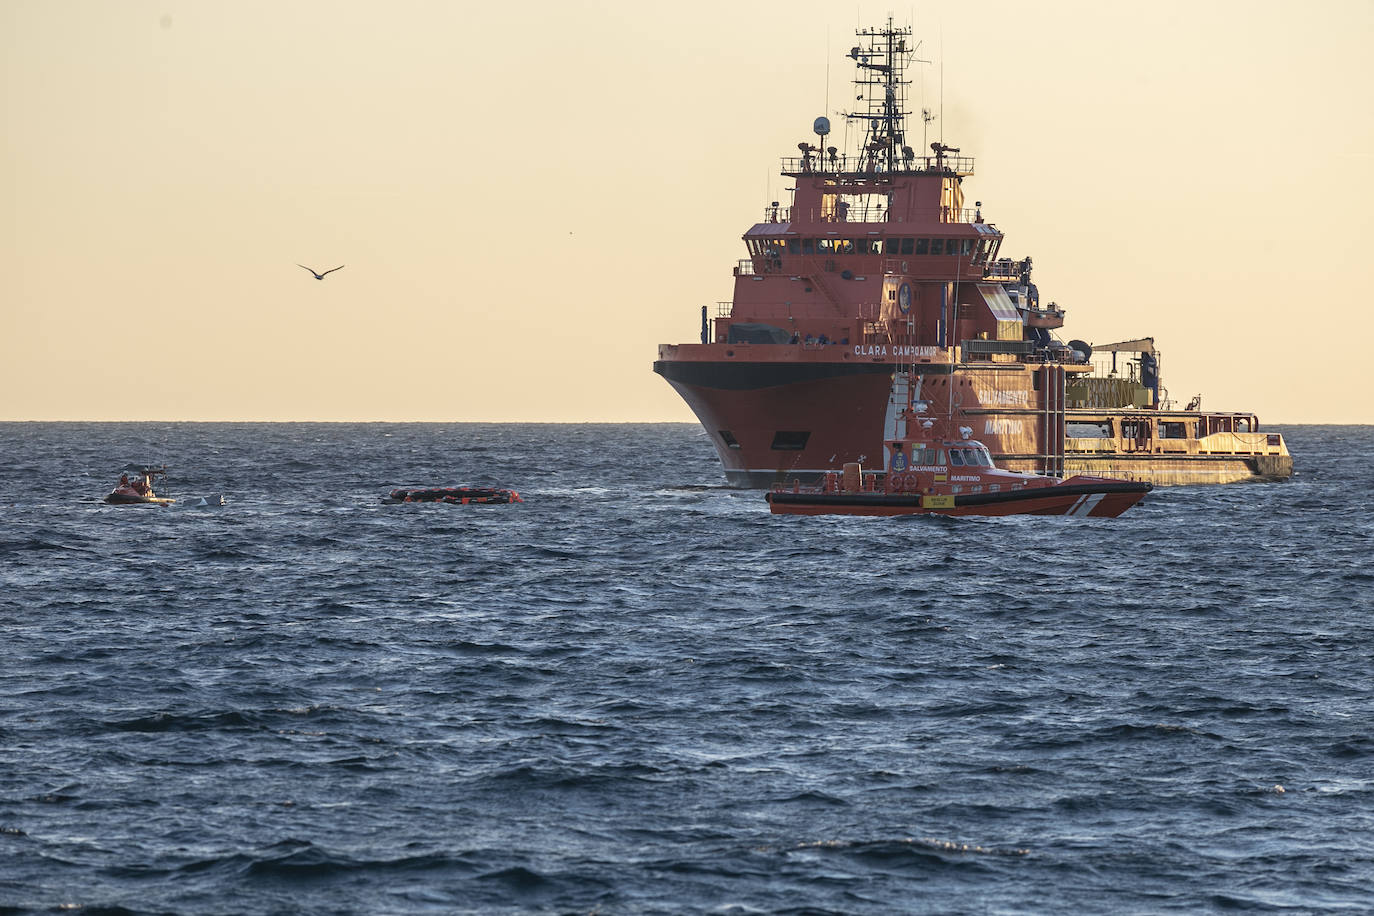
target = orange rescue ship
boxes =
[655,19,1292,489]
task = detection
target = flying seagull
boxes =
[298,263,345,280]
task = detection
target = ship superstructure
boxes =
[654,19,1290,487]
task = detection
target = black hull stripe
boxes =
[766,481,1150,509]
[654,360,916,391]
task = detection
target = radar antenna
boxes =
[839,16,928,173]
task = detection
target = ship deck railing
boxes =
[1064,430,1286,458]
[982,265,1022,282]
[777,154,976,177]
[760,205,984,225]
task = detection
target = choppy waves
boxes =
[1,423,1372,914]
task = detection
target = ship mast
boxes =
[843,17,922,173]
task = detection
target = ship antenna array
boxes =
[841,16,925,173]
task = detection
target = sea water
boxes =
[1,423,1371,914]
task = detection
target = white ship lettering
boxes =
[854,344,939,359]
[976,390,1031,407]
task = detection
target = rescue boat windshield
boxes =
[947,445,994,467]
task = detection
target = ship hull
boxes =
[767,479,1150,518]
[657,357,896,487]
[655,351,1291,488]
[104,493,174,506]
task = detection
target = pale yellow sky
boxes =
[4,1,1371,422]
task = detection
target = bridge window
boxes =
[787,239,800,255]
[949,449,964,466]
[915,238,929,255]
[1159,422,1188,439]
[802,238,815,255]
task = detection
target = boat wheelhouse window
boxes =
[1237,417,1252,432]
[802,238,815,255]
[718,430,741,450]
[865,239,882,254]
[787,239,800,255]
[915,238,929,255]
[912,447,945,466]
[949,449,964,466]
[816,238,834,253]
[947,239,961,255]
[900,237,914,255]
[961,240,974,256]
[1120,420,1147,439]
[1066,421,1112,439]
[1159,421,1188,439]
[930,239,944,255]
[837,239,854,255]
[771,430,811,451]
